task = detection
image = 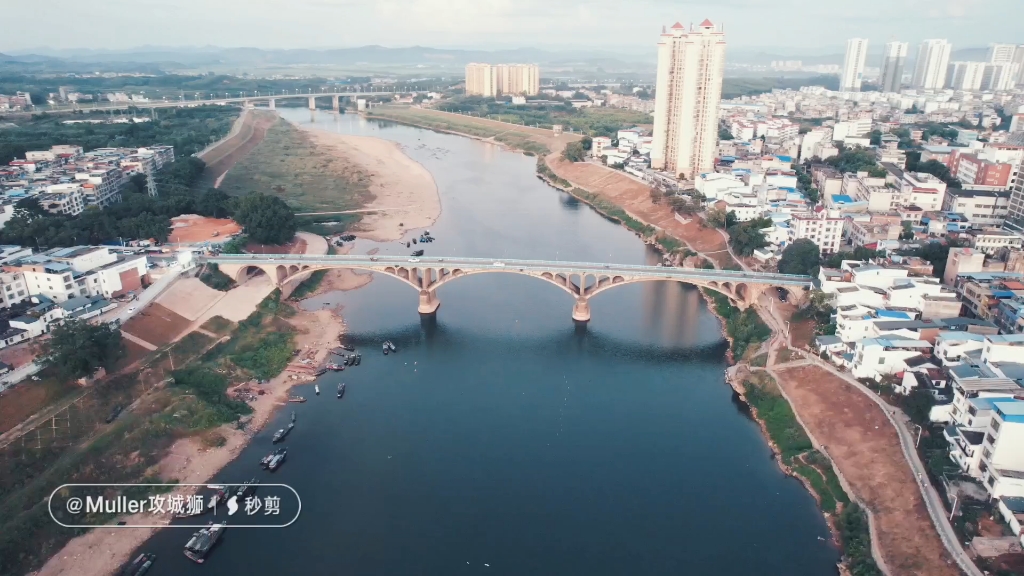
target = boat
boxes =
[345,355,355,366]
[262,447,287,469]
[340,344,355,352]
[267,448,287,471]
[272,422,295,444]
[354,354,361,366]
[183,522,226,564]
[315,384,320,395]
[406,241,410,247]
[235,478,260,499]
[387,341,397,353]
[337,383,346,398]
[291,411,296,423]
[120,552,157,576]
[326,362,344,371]
[412,238,417,244]
[382,342,389,355]
[311,368,327,377]
[288,396,306,403]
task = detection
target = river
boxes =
[139,110,839,575]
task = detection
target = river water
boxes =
[139,110,839,575]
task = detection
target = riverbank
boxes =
[32,305,344,576]
[289,121,440,242]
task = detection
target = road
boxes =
[203,254,815,287]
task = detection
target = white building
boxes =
[651,20,726,180]
[850,336,933,381]
[880,41,909,93]
[947,61,987,91]
[913,39,952,90]
[841,38,870,92]
[942,189,1010,228]
[789,212,843,253]
[3,247,147,303]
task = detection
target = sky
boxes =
[2,0,1021,53]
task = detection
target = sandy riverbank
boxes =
[33,308,344,576]
[290,122,440,242]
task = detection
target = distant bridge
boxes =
[203,254,812,322]
[36,89,422,115]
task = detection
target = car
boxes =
[492,262,506,267]
[408,258,421,263]
[436,258,445,262]
[105,405,124,424]
[370,256,379,262]
[603,264,611,268]
[127,306,137,313]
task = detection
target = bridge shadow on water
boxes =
[338,314,730,368]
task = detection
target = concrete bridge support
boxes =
[418,290,440,315]
[332,95,340,112]
[572,298,591,323]
[308,96,316,110]
[269,98,276,110]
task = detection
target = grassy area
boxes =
[288,269,328,300]
[198,262,235,291]
[199,316,235,337]
[218,117,373,214]
[566,187,656,237]
[839,503,883,575]
[0,292,297,575]
[367,107,565,154]
[742,372,813,460]
[704,290,771,358]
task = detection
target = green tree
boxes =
[580,135,593,150]
[233,193,297,245]
[899,220,915,241]
[718,127,734,141]
[778,239,821,276]
[706,206,729,228]
[727,217,771,257]
[562,141,586,162]
[869,130,883,146]
[41,319,125,380]
[903,389,937,425]
[196,188,233,218]
[805,186,820,204]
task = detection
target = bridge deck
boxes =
[204,255,813,286]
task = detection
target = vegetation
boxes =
[40,319,125,380]
[232,193,298,245]
[902,389,938,425]
[567,187,656,237]
[905,152,961,189]
[288,270,328,300]
[793,290,837,336]
[824,147,887,177]
[433,98,650,137]
[562,140,586,162]
[839,503,883,576]
[915,239,966,279]
[778,239,821,276]
[198,263,236,291]
[742,373,813,458]
[727,217,771,257]
[718,127,734,141]
[169,367,252,424]
[0,106,239,165]
[720,75,839,99]
[231,332,294,380]
[706,206,736,229]
[706,290,771,358]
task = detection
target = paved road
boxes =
[203,254,815,287]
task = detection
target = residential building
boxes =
[465,63,496,97]
[981,63,1021,92]
[880,41,909,93]
[967,229,1024,255]
[841,38,869,92]
[465,63,539,97]
[35,185,85,216]
[0,271,29,309]
[947,61,987,91]
[651,20,726,180]
[850,336,933,381]
[789,212,843,253]
[2,246,147,303]
[1006,171,1024,233]
[989,44,1021,65]
[943,189,1011,228]
[949,150,1014,189]
[913,40,953,90]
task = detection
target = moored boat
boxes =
[382,342,389,355]
[337,383,346,398]
[120,552,157,576]
[183,522,225,564]
[315,384,320,395]
[267,448,287,471]
[288,396,306,403]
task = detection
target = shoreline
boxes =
[287,118,441,242]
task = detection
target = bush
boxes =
[41,319,125,380]
[232,193,297,245]
[231,332,294,380]
[742,376,813,459]
[839,503,882,576]
[199,263,235,291]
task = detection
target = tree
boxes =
[718,127,734,141]
[899,220,915,241]
[129,173,148,194]
[232,193,297,245]
[561,141,586,162]
[778,239,820,276]
[805,186,820,204]
[903,389,936,425]
[869,130,883,146]
[706,206,729,229]
[41,319,125,380]
[196,188,233,218]
[727,217,771,257]
[580,136,592,151]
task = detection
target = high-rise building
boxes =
[880,41,909,93]
[1004,176,1024,233]
[989,43,1019,64]
[947,61,987,91]
[841,38,870,92]
[464,63,539,97]
[913,39,952,90]
[651,20,726,180]
[981,63,1021,91]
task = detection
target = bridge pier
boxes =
[308,96,316,110]
[418,290,440,315]
[332,95,340,112]
[269,98,276,110]
[572,298,591,323]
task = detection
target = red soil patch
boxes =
[0,378,77,435]
[547,157,738,269]
[120,303,193,347]
[773,364,959,576]
[169,215,242,245]
[0,340,42,368]
[110,339,155,373]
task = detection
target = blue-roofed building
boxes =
[996,496,1024,544]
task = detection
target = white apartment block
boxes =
[880,41,909,93]
[464,63,539,97]
[0,271,29,308]
[789,213,843,253]
[651,20,726,180]
[35,184,85,216]
[850,336,933,381]
[2,246,147,303]
[913,40,952,90]
[841,38,869,92]
[943,189,1010,228]
[947,61,987,91]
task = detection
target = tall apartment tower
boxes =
[947,61,987,91]
[879,41,909,93]
[651,20,726,180]
[913,39,952,90]
[989,43,1019,64]
[841,38,870,92]
[464,63,539,97]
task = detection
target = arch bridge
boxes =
[204,254,813,322]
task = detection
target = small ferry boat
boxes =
[183,522,225,564]
[326,362,344,371]
[344,355,355,366]
[339,344,355,352]
[315,384,320,396]
[235,478,259,499]
[382,342,389,355]
[266,448,287,471]
[120,552,157,576]
[272,422,295,443]
[337,383,346,398]
[353,354,361,366]
[387,341,397,353]
[288,396,306,403]
[291,411,296,423]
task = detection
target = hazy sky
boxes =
[3,0,1020,52]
